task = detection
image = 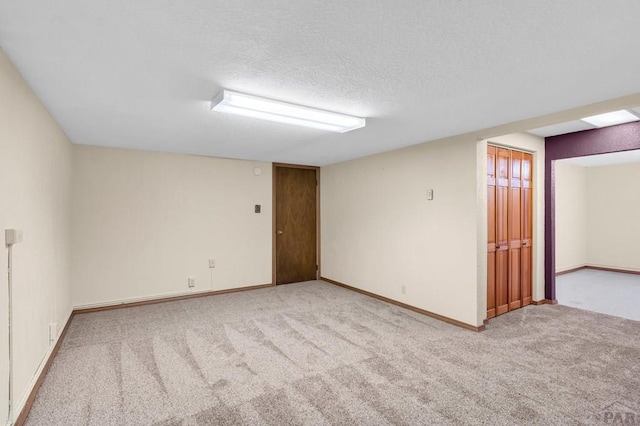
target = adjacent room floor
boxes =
[27,281,640,425]
[556,269,640,321]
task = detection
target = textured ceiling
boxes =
[2,1,640,165]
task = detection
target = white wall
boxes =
[587,162,640,272]
[555,161,588,272]
[0,49,73,423]
[322,135,480,327]
[554,160,640,273]
[479,133,546,318]
[71,145,272,307]
[322,132,545,328]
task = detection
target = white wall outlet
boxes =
[48,322,58,344]
[208,259,215,268]
[426,189,434,200]
[188,277,195,288]
[401,285,407,295]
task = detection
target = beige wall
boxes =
[321,135,480,327]
[479,133,546,321]
[71,145,272,307]
[554,160,640,273]
[0,49,73,423]
[555,161,588,272]
[587,162,640,272]
[321,132,545,328]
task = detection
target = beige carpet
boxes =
[26,281,640,425]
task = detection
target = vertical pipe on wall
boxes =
[6,244,13,426]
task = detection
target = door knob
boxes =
[277,230,283,235]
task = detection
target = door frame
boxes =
[272,163,321,285]
[481,138,544,326]
[544,121,640,301]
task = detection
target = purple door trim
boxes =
[544,121,640,300]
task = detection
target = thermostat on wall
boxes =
[253,167,262,176]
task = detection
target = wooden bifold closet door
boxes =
[487,146,533,320]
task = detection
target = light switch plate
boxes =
[427,189,434,200]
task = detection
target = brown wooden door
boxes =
[508,151,522,311]
[521,153,533,306]
[275,166,318,285]
[495,148,510,316]
[487,146,533,319]
[487,146,497,319]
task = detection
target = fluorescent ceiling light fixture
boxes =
[211,90,365,133]
[580,110,640,128]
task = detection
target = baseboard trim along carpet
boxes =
[74,283,275,314]
[16,281,274,425]
[555,265,587,276]
[533,299,558,305]
[320,277,485,332]
[585,265,640,275]
[14,311,74,426]
[556,265,640,277]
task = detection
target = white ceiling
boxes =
[2,1,640,166]
[560,150,640,167]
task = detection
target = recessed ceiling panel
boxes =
[527,120,595,138]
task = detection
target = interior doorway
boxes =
[273,164,319,285]
[554,151,640,320]
[544,121,640,301]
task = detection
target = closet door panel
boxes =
[495,148,510,316]
[488,146,533,319]
[521,153,533,306]
[508,151,522,310]
[487,146,497,319]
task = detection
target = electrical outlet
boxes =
[401,285,406,295]
[49,322,58,344]
[188,277,195,288]
[209,259,215,268]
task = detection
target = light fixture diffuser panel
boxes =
[211,90,365,133]
[580,110,640,128]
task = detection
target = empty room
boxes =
[2,2,640,425]
[554,148,640,321]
